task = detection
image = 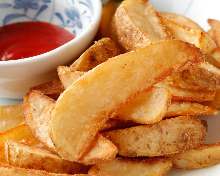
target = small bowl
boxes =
[0,0,102,99]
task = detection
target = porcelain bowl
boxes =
[0,0,102,99]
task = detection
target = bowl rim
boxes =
[0,0,102,66]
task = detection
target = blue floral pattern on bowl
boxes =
[0,0,94,35]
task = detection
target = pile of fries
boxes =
[2,0,220,175]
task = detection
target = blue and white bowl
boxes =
[0,0,102,99]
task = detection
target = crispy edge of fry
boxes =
[89,158,172,176]
[166,102,218,117]
[112,0,171,51]
[0,104,24,132]
[205,89,220,109]
[116,87,171,124]
[70,38,120,71]
[57,66,85,89]
[172,143,220,169]
[50,40,203,161]
[5,141,86,174]
[208,19,220,47]
[105,116,207,157]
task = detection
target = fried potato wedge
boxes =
[161,12,203,30]
[208,19,220,47]
[105,116,206,157]
[0,124,38,162]
[210,48,220,68]
[31,79,64,99]
[116,87,171,124]
[158,83,216,102]
[24,90,55,150]
[112,0,171,51]
[0,165,87,176]
[24,91,117,165]
[206,90,220,109]
[89,158,172,176]
[50,40,203,161]
[0,104,24,132]
[172,143,220,169]
[58,67,85,89]
[5,141,86,174]
[166,102,218,117]
[70,38,120,71]
[162,16,216,54]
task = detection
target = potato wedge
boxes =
[31,79,63,99]
[210,48,220,68]
[24,91,55,150]
[161,12,203,31]
[70,38,120,71]
[50,40,203,161]
[158,83,216,102]
[162,16,216,54]
[0,104,24,132]
[105,116,206,157]
[116,87,171,124]
[112,0,171,51]
[5,141,86,174]
[57,67,85,89]
[208,19,220,47]
[166,102,218,117]
[0,165,87,176]
[89,158,172,176]
[206,90,220,109]
[172,143,220,169]
[24,91,117,165]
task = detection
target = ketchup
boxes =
[0,21,74,61]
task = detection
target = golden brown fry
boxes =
[5,141,86,174]
[208,19,220,47]
[158,83,216,102]
[89,158,172,176]
[0,164,87,176]
[57,66,85,89]
[172,143,220,169]
[162,16,216,54]
[70,38,120,71]
[0,104,24,132]
[50,40,203,161]
[24,91,117,165]
[210,48,220,68]
[105,116,206,157]
[112,0,171,51]
[116,87,171,124]
[24,90,55,150]
[161,12,203,30]
[206,90,220,109]
[166,102,218,117]
[31,79,64,99]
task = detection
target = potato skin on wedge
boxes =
[105,116,206,157]
[89,158,172,176]
[172,143,220,169]
[50,40,203,162]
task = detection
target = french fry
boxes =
[112,0,171,51]
[0,165,88,176]
[208,19,220,47]
[24,91,117,165]
[158,83,216,102]
[50,40,203,161]
[161,12,203,30]
[172,143,220,169]
[70,38,120,71]
[0,104,24,132]
[166,102,218,117]
[31,79,64,99]
[205,90,220,109]
[210,48,220,68]
[105,116,206,157]
[89,158,172,176]
[116,87,171,124]
[161,16,216,54]
[57,67,85,89]
[0,124,38,162]
[5,141,86,174]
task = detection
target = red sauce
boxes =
[0,21,75,61]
